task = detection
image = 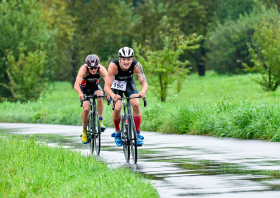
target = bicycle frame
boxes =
[113,96,147,164]
[83,94,107,156]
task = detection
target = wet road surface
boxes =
[1,123,280,198]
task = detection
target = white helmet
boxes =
[118,47,134,58]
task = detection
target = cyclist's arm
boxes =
[74,66,86,101]
[99,65,108,82]
[104,62,118,99]
[134,62,148,97]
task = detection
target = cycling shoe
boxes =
[137,134,144,146]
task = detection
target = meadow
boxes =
[0,135,158,197]
[1,71,280,141]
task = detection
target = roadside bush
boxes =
[244,8,280,92]
[0,0,57,101]
[206,6,280,75]
[206,13,257,74]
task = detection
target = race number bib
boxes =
[111,79,127,91]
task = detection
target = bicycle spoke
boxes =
[88,115,94,154]
[122,115,130,163]
[94,112,101,156]
[129,115,137,164]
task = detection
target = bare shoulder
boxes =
[99,64,107,72]
[108,62,118,74]
[78,64,87,77]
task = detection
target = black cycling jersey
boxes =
[112,59,137,81]
[80,65,102,95]
[111,59,138,97]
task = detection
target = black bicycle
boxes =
[82,94,107,156]
[113,96,147,164]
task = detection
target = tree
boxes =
[40,0,75,82]
[0,0,57,101]
[134,30,202,102]
[132,0,231,77]
[244,16,280,91]
[4,50,47,102]
[64,0,134,84]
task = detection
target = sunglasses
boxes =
[89,66,98,70]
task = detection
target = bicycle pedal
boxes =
[137,144,142,147]
[101,128,105,132]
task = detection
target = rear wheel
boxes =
[121,115,130,163]
[93,111,101,156]
[129,115,137,164]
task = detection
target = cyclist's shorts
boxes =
[112,77,138,98]
[80,83,103,107]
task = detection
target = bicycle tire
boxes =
[121,115,130,163]
[88,111,94,154]
[129,115,137,164]
[94,111,101,156]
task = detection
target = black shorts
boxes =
[112,77,138,97]
[80,83,102,106]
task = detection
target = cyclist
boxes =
[104,47,148,146]
[74,54,108,144]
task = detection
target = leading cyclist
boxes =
[104,47,148,146]
[74,54,108,144]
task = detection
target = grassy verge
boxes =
[1,71,280,141]
[0,135,159,198]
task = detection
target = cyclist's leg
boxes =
[111,89,123,146]
[81,100,90,143]
[95,87,106,131]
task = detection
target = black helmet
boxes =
[85,54,100,67]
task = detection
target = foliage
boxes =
[64,0,134,84]
[244,13,280,91]
[40,0,75,82]
[0,0,57,101]
[132,0,217,73]
[3,50,47,102]
[213,0,255,24]
[134,30,202,102]
[206,13,257,74]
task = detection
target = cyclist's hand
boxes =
[79,94,84,101]
[106,94,110,100]
[138,91,146,98]
[112,94,121,102]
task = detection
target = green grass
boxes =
[2,71,280,141]
[0,135,159,198]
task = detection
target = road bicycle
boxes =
[82,94,108,156]
[113,96,147,164]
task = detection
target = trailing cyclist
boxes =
[104,47,148,146]
[74,54,108,144]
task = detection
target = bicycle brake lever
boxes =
[112,100,116,110]
[143,97,147,107]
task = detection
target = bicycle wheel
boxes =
[128,115,137,164]
[88,112,94,154]
[93,111,101,156]
[121,115,130,163]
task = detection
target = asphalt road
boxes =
[1,123,280,198]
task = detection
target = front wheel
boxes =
[88,112,94,154]
[93,111,101,156]
[121,115,130,163]
[129,115,137,164]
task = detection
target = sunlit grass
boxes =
[0,135,159,198]
[1,71,280,141]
